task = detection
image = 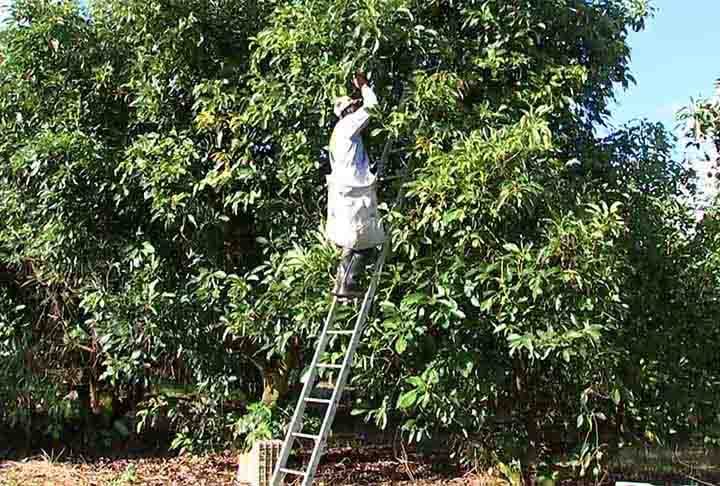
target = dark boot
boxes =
[333,248,375,298]
[332,249,355,296]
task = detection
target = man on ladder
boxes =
[270,72,395,486]
[327,71,385,298]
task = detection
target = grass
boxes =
[39,448,67,465]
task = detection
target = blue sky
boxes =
[610,0,719,135]
[607,0,719,204]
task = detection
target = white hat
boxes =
[334,96,353,118]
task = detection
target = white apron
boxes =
[325,175,385,250]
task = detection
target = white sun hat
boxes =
[334,96,354,118]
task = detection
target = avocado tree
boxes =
[2,0,716,477]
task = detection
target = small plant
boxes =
[704,434,720,449]
[495,459,523,486]
[233,402,285,451]
[108,464,138,485]
[39,448,66,465]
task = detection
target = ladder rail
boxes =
[300,241,390,486]
[271,299,339,485]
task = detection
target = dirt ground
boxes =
[0,448,490,486]
[2,446,718,486]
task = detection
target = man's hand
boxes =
[353,71,368,89]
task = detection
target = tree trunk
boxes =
[513,356,539,485]
[524,411,540,485]
[261,369,290,407]
[261,343,300,407]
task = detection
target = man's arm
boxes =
[345,73,378,137]
[359,81,378,110]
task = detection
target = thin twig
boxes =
[398,438,415,483]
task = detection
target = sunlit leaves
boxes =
[3,0,713,465]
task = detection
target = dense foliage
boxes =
[0,0,718,480]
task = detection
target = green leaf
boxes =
[462,360,474,378]
[442,209,464,225]
[403,292,427,306]
[407,376,424,388]
[397,389,418,410]
[480,298,494,312]
[395,337,408,354]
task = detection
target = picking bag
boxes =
[325,176,385,250]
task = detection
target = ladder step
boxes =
[317,363,343,370]
[305,397,332,404]
[292,432,320,441]
[328,330,354,335]
[335,297,361,304]
[279,468,306,477]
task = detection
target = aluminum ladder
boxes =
[270,236,391,486]
[271,136,405,485]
